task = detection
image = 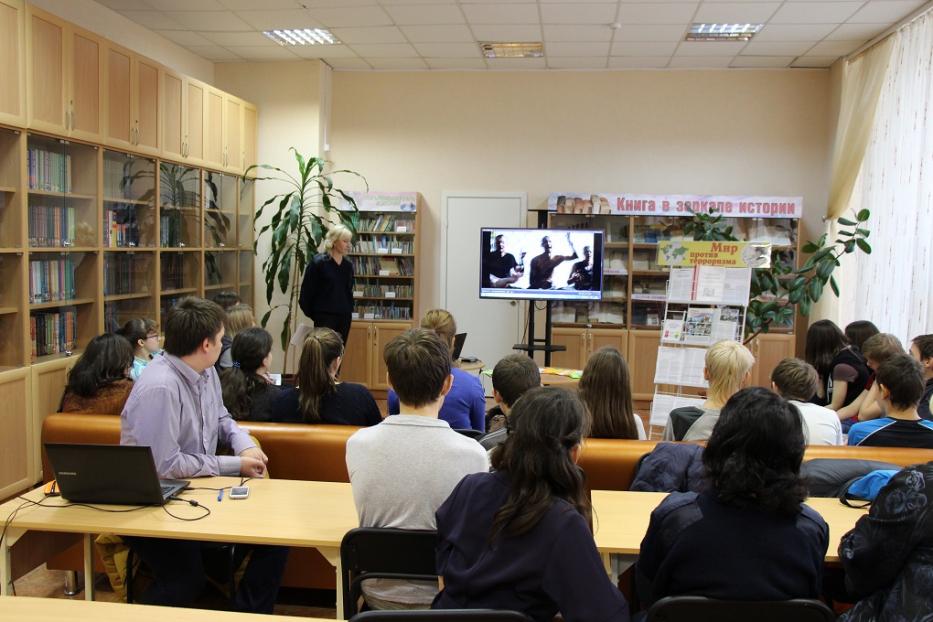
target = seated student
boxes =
[273,328,381,426]
[387,309,485,432]
[837,462,933,621]
[121,297,288,613]
[844,320,879,353]
[637,387,829,607]
[219,327,281,421]
[434,386,630,622]
[579,346,646,440]
[770,358,842,445]
[212,289,241,312]
[60,333,135,415]
[116,318,161,380]
[663,340,755,442]
[217,303,256,370]
[479,354,541,451]
[346,328,489,609]
[805,320,871,424]
[909,333,933,421]
[847,353,933,448]
[835,333,904,422]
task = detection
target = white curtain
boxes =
[838,11,933,344]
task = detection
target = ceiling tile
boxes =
[847,0,925,24]
[379,0,458,4]
[540,0,617,3]
[118,10,185,29]
[201,31,276,46]
[547,41,610,55]
[290,44,360,58]
[461,4,540,24]
[611,40,678,55]
[323,58,373,70]
[156,30,215,46]
[145,0,225,10]
[614,24,687,41]
[303,0,386,5]
[617,3,700,25]
[540,3,618,24]
[413,42,481,57]
[753,24,838,41]
[225,45,302,59]
[368,58,429,69]
[669,55,733,67]
[740,40,814,55]
[548,57,610,69]
[470,25,543,41]
[730,56,794,67]
[699,0,779,3]
[185,44,244,60]
[770,2,862,24]
[424,58,488,69]
[608,56,671,68]
[305,6,394,27]
[486,57,547,69]
[331,26,408,43]
[164,10,253,30]
[95,0,156,10]
[542,25,613,41]
[401,24,474,42]
[694,1,780,23]
[351,43,420,57]
[791,56,837,68]
[826,23,887,40]
[218,0,305,8]
[383,4,465,24]
[805,39,863,55]
[234,9,321,30]
[676,40,747,55]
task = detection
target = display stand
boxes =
[512,300,566,366]
[648,266,752,438]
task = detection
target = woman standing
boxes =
[299,224,354,346]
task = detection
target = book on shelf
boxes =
[160,254,185,290]
[104,205,141,247]
[160,212,184,247]
[30,307,77,358]
[353,236,414,254]
[29,257,76,303]
[357,215,415,233]
[352,303,412,321]
[104,254,142,296]
[28,147,72,194]
[28,205,75,247]
[354,256,414,276]
[351,283,414,298]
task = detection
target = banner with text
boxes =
[341,191,418,212]
[548,193,802,219]
[657,241,772,268]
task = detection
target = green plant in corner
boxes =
[684,208,873,343]
[245,149,367,356]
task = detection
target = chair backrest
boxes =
[351,610,533,622]
[647,596,836,622]
[340,527,439,618]
[455,428,484,440]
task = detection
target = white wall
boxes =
[29,0,214,82]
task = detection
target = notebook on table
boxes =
[45,443,189,506]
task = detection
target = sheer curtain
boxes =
[837,11,933,343]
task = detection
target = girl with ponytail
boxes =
[219,327,280,421]
[433,387,629,622]
[273,327,382,426]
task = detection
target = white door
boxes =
[441,193,525,374]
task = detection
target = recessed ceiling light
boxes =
[481,42,544,59]
[686,23,763,42]
[263,28,339,46]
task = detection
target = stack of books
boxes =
[29,257,76,303]
[31,307,77,358]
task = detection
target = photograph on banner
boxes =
[655,346,708,388]
[657,241,772,269]
[548,193,802,219]
[684,308,715,345]
[650,393,706,428]
[668,266,751,306]
[661,311,685,343]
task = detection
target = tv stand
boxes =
[513,300,566,366]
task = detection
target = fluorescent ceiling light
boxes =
[686,23,763,42]
[263,28,339,46]
[481,42,544,59]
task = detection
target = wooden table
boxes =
[540,372,579,390]
[0,477,357,612]
[592,490,867,566]
[0,596,339,621]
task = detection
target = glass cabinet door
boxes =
[103,150,156,248]
[158,162,201,248]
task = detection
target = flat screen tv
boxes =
[479,228,604,301]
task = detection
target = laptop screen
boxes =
[451,333,467,360]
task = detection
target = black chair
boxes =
[340,527,439,618]
[454,429,484,441]
[351,610,533,622]
[647,596,836,622]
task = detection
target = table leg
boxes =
[83,534,95,601]
[0,528,25,597]
[317,546,341,620]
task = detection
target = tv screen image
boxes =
[480,228,604,301]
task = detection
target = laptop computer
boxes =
[452,332,467,360]
[45,443,189,506]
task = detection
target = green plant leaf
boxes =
[855,228,870,237]
[816,258,834,280]
[856,238,872,254]
[260,308,273,328]
[277,247,293,293]
[844,239,856,253]
[280,311,292,351]
[808,278,823,301]
[857,209,870,222]
[837,217,857,226]
[802,241,820,253]
[830,275,840,297]
[799,297,811,316]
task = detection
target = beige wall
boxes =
[328,69,835,319]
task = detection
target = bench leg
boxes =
[0,528,25,596]
[63,571,80,596]
[83,534,95,601]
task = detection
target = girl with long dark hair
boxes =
[219,327,280,421]
[579,346,645,439]
[60,333,134,415]
[805,319,871,423]
[433,387,629,622]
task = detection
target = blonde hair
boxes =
[705,340,755,404]
[421,309,457,354]
[296,328,344,423]
[323,224,353,252]
[224,304,256,339]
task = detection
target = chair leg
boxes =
[125,548,135,603]
[227,545,237,605]
[63,571,81,596]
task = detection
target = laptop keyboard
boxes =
[160,484,176,496]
